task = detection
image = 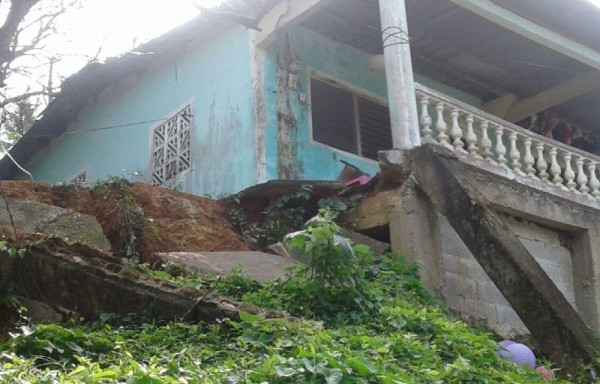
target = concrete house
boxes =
[5,0,600,349]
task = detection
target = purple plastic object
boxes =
[499,340,515,349]
[503,343,536,369]
[497,340,514,359]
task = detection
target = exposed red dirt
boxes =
[132,183,251,261]
[0,181,250,263]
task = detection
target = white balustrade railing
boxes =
[415,83,600,200]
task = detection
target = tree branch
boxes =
[0,0,40,85]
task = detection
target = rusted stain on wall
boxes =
[275,35,303,180]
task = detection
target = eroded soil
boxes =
[0,180,250,263]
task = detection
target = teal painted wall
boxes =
[263,27,481,181]
[24,25,258,197]
[24,23,483,195]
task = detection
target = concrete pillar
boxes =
[378,0,421,149]
[390,180,443,293]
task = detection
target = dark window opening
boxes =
[311,77,392,160]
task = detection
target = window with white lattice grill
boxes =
[69,171,87,185]
[151,105,192,186]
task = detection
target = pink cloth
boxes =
[344,175,371,187]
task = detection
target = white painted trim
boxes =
[449,0,600,71]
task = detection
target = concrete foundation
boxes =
[351,145,600,368]
[437,213,578,337]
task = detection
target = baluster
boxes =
[450,108,466,153]
[418,95,432,139]
[576,156,589,195]
[588,161,600,199]
[508,131,522,174]
[435,102,452,149]
[535,142,549,183]
[563,152,577,192]
[465,114,481,158]
[479,120,493,162]
[549,147,563,187]
[494,125,507,168]
[523,137,536,178]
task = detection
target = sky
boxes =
[57,0,221,60]
[2,0,224,108]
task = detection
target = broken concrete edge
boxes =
[407,144,600,372]
[231,179,345,202]
[0,234,289,326]
[0,197,112,253]
[155,251,300,282]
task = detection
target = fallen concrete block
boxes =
[157,251,300,282]
[0,236,285,323]
[0,197,111,252]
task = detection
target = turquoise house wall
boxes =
[24,23,484,195]
[263,27,481,181]
[24,25,257,197]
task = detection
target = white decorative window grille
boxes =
[69,171,87,185]
[151,105,192,186]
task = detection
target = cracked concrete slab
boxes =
[0,197,111,252]
[157,251,300,282]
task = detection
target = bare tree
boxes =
[0,0,81,145]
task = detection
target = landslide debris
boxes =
[0,180,250,263]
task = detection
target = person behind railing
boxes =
[522,112,600,154]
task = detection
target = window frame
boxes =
[307,71,390,163]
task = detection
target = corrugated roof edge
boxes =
[0,12,222,179]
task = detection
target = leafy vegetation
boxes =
[229,185,313,247]
[0,212,576,383]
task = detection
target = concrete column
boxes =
[390,180,443,293]
[378,0,420,149]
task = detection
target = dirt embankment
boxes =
[0,181,250,263]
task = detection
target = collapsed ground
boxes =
[0,179,589,382]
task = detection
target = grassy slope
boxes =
[0,215,577,383]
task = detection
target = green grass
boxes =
[0,213,576,383]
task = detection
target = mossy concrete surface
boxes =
[0,197,111,252]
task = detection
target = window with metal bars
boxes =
[151,104,192,186]
[310,77,392,160]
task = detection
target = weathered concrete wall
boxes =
[389,145,600,369]
[503,215,577,307]
[263,26,482,182]
[372,148,600,341]
[23,25,259,197]
[439,214,576,337]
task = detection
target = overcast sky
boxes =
[58,0,219,61]
[3,0,223,101]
